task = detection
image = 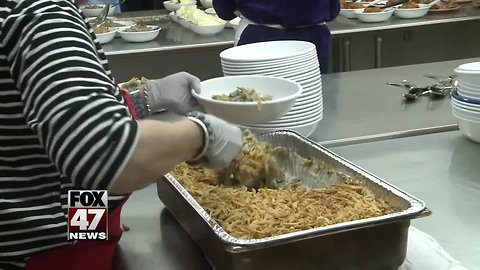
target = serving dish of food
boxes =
[354,7,395,22]
[117,24,161,43]
[172,6,227,36]
[339,0,366,18]
[157,130,429,269]
[425,0,460,11]
[194,75,301,124]
[91,25,116,44]
[88,17,136,37]
[394,2,430,18]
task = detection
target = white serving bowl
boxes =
[354,8,394,23]
[340,8,365,19]
[200,0,213,8]
[220,40,316,62]
[118,26,161,43]
[81,5,115,17]
[95,30,116,44]
[394,4,430,19]
[454,114,480,143]
[194,75,302,124]
[190,22,226,36]
[163,0,196,11]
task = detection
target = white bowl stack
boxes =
[451,62,480,143]
[219,41,323,137]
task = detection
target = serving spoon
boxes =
[94,0,126,25]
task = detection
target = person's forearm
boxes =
[111,119,203,194]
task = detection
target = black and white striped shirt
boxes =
[0,0,139,268]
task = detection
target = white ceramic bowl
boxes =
[200,0,213,8]
[340,8,365,19]
[190,22,226,36]
[394,4,430,19]
[457,83,480,99]
[118,26,161,43]
[81,5,115,17]
[452,112,480,143]
[194,75,303,124]
[95,30,116,44]
[220,40,316,62]
[163,0,196,11]
[354,8,394,23]
[220,50,318,67]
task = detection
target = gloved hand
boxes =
[147,72,201,115]
[190,113,243,168]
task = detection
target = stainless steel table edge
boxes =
[104,41,234,56]
[319,124,459,148]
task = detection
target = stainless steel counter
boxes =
[115,58,480,269]
[330,130,480,270]
[103,6,480,56]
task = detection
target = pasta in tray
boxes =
[172,164,393,239]
[171,133,394,239]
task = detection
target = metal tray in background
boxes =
[157,130,429,270]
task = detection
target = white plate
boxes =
[220,50,317,67]
[220,40,317,62]
[221,57,319,73]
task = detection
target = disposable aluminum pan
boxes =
[157,130,430,270]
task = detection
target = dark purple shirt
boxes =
[213,0,340,28]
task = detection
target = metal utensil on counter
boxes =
[94,0,126,25]
[387,79,455,101]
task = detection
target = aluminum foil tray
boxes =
[157,130,429,270]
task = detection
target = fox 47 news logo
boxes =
[68,190,108,241]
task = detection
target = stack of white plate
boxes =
[219,41,322,137]
[451,62,480,143]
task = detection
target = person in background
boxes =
[212,0,340,74]
[0,0,242,269]
[86,0,122,14]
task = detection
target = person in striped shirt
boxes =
[0,0,242,269]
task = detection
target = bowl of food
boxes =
[394,2,430,18]
[194,75,302,124]
[354,7,395,22]
[163,0,196,11]
[81,4,115,17]
[190,22,226,36]
[118,24,161,43]
[92,25,116,44]
[340,1,367,18]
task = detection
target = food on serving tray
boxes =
[92,25,110,34]
[83,4,104,9]
[171,132,394,239]
[341,0,365,8]
[176,6,225,26]
[363,6,382,12]
[121,77,149,90]
[212,87,273,110]
[400,1,420,8]
[123,23,152,32]
[101,18,126,27]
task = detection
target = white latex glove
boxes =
[147,72,201,115]
[191,113,243,168]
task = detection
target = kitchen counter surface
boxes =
[103,5,480,55]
